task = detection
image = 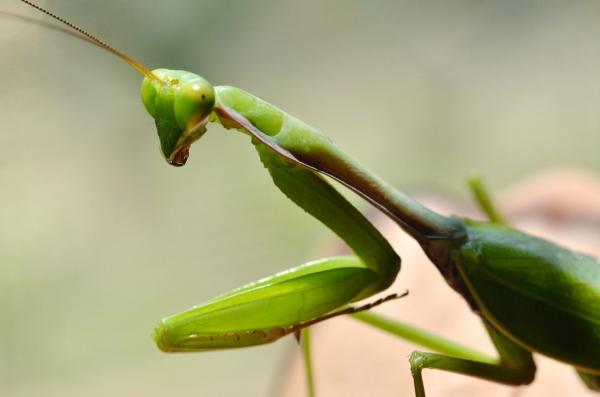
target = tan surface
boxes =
[277,169,600,397]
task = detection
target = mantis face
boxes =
[141,69,215,166]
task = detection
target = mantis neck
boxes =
[212,86,466,247]
[288,142,467,246]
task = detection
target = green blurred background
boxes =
[1,1,599,396]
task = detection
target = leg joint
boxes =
[501,358,536,385]
[409,351,427,373]
[516,362,536,385]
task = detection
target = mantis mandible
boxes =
[19,2,600,396]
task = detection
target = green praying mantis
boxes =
[18,1,600,396]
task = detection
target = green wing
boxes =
[458,221,600,372]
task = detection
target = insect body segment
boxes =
[457,221,600,372]
[155,327,290,352]
[153,256,383,351]
[213,86,467,247]
[150,135,401,351]
[141,70,215,166]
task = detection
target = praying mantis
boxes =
[16,1,600,396]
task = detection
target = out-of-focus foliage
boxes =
[1,1,599,396]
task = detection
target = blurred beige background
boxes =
[1,1,600,396]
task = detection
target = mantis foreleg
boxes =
[153,90,401,352]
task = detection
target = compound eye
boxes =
[174,82,215,131]
[140,77,158,117]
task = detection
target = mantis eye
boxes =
[140,77,158,117]
[174,80,215,131]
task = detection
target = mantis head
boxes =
[18,1,217,167]
[141,70,216,166]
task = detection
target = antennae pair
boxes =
[19,0,158,81]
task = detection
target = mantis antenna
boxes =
[19,0,159,81]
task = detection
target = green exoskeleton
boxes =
[21,1,600,396]
[145,70,404,351]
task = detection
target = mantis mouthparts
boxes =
[167,146,190,167]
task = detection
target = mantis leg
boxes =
[301,329,316,397]
[352,311,535,397]
[409,323,535,397]
[577,370,600,391]
[467,175,508,225]
[154,109,400,353]
[409,348,534,397]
